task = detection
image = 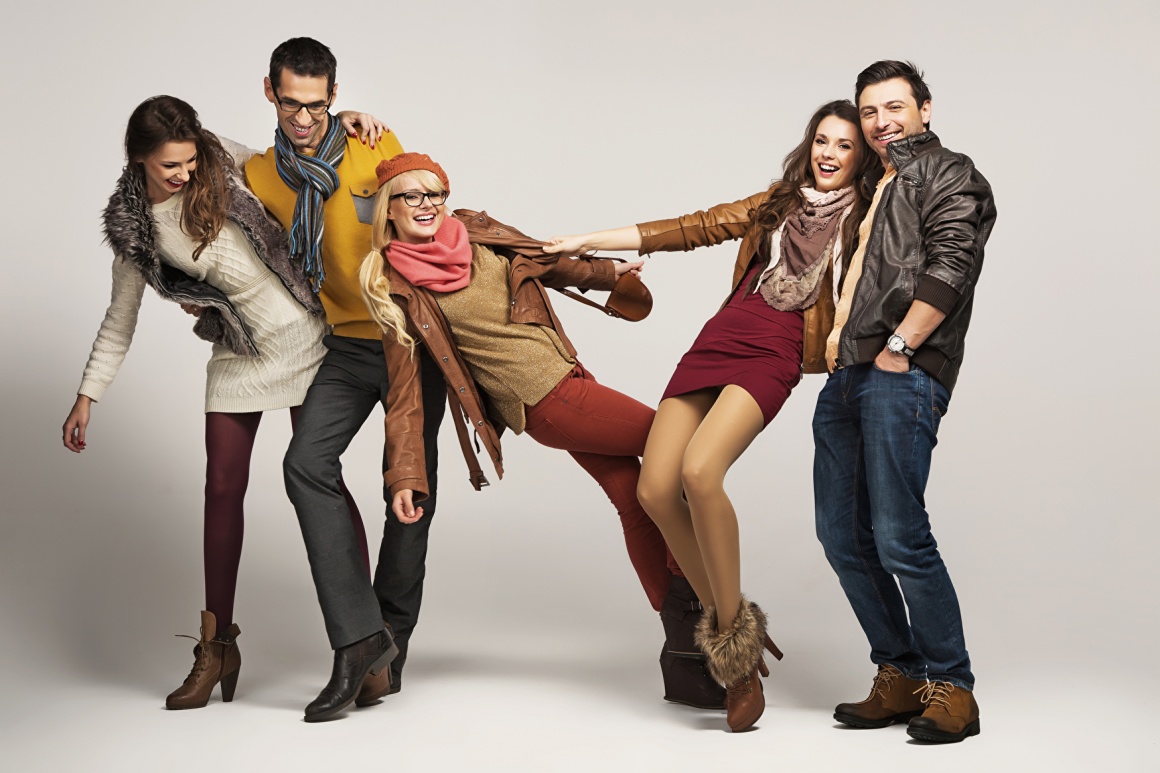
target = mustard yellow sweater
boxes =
[245,132,404,339]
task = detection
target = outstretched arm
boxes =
[543,226,642,258]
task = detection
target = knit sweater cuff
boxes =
[77,380,107,403]
[914,275,960,315]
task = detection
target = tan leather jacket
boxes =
[380,210,619,501]
[636,191,837,374]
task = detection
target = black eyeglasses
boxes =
[275,93,332,117]
[389,191,448,207]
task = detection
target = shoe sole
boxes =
[834,710,923,729]
[304,643,399,723]
[906,718,981,743]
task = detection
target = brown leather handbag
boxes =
[553,271,653,322]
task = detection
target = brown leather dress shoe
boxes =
[907,682,980,743]
[166,610,241,710]
[834,664,927,728]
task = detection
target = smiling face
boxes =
[857,77,931,165]
[386,172,447,244]
[810,115,862,192]
[264,68,337,152]
[139,140,197,204]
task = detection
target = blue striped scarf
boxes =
[273,115,347,292]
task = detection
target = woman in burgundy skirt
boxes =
[547,100,876,731]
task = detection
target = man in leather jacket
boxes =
[813,61,996,744]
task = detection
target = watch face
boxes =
[887,335,904,353]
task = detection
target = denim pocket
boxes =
[871,362,916,375]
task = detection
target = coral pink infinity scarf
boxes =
[386,216,472,292]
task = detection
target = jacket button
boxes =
[441,356,448,362]
[477,420,483,426]
[363,189,369,195]
[459,387,466,393]
[422,324,429,329]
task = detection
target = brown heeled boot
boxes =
[165,610,241,710]
[694,596,783,732]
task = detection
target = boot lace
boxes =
[914,681,955,711]
[176,634,211,682]
[727,675,754,698]
[869,665,902,699]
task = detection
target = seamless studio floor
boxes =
[2,610,1153,772]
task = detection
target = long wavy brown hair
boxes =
[753,100,877,265]
[125,96,232,260]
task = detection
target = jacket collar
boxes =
[864,130,942,192]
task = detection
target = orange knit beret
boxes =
[375,152,450,191]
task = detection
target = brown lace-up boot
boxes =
[165,610,241,710]
[907,681,981,743]
[833,664,928,728]
[694,596,783,732]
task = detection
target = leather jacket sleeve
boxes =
[915,157,994,312]
[538,255,618,292]
[636,193,766,255]
[381,335,430,502]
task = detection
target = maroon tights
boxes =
[524,364,682,611]
[204,409,370,629]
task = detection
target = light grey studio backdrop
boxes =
[1,1,1157,771]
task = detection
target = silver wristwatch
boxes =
[886,333,916,357]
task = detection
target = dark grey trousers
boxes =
[284,335,445,653]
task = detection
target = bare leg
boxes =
[637,393,717,606]
[681,386,765,630]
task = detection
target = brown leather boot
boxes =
[833,664,928,728]
[694,596,782,732]
[165,610,241,710]
[907,682,980,743]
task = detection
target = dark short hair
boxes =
[854,60,931,110]
[269,37,337,93]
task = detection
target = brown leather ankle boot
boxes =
[694,596,781,732]
[833,664,928,728]
[907,682,980,743]
[165,610,241,710]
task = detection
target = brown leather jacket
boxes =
[636,191,838,374]
[380,209,619,501]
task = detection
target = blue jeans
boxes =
[813,363,973,690]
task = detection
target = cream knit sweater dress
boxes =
[77,192,327,413]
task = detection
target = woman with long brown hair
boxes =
[60,95,384,710]
[546,100,877,731]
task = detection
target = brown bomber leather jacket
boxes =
[380,209,619,501]
[636,189,838,373]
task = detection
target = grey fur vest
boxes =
[101,162,323,356]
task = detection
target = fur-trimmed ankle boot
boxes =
[694,596,782,732]
[166,610,241,710]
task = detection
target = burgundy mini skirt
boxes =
[661,264,804,426]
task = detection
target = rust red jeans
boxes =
[524,363,680,611]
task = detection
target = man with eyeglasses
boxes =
[244,36,448,722]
